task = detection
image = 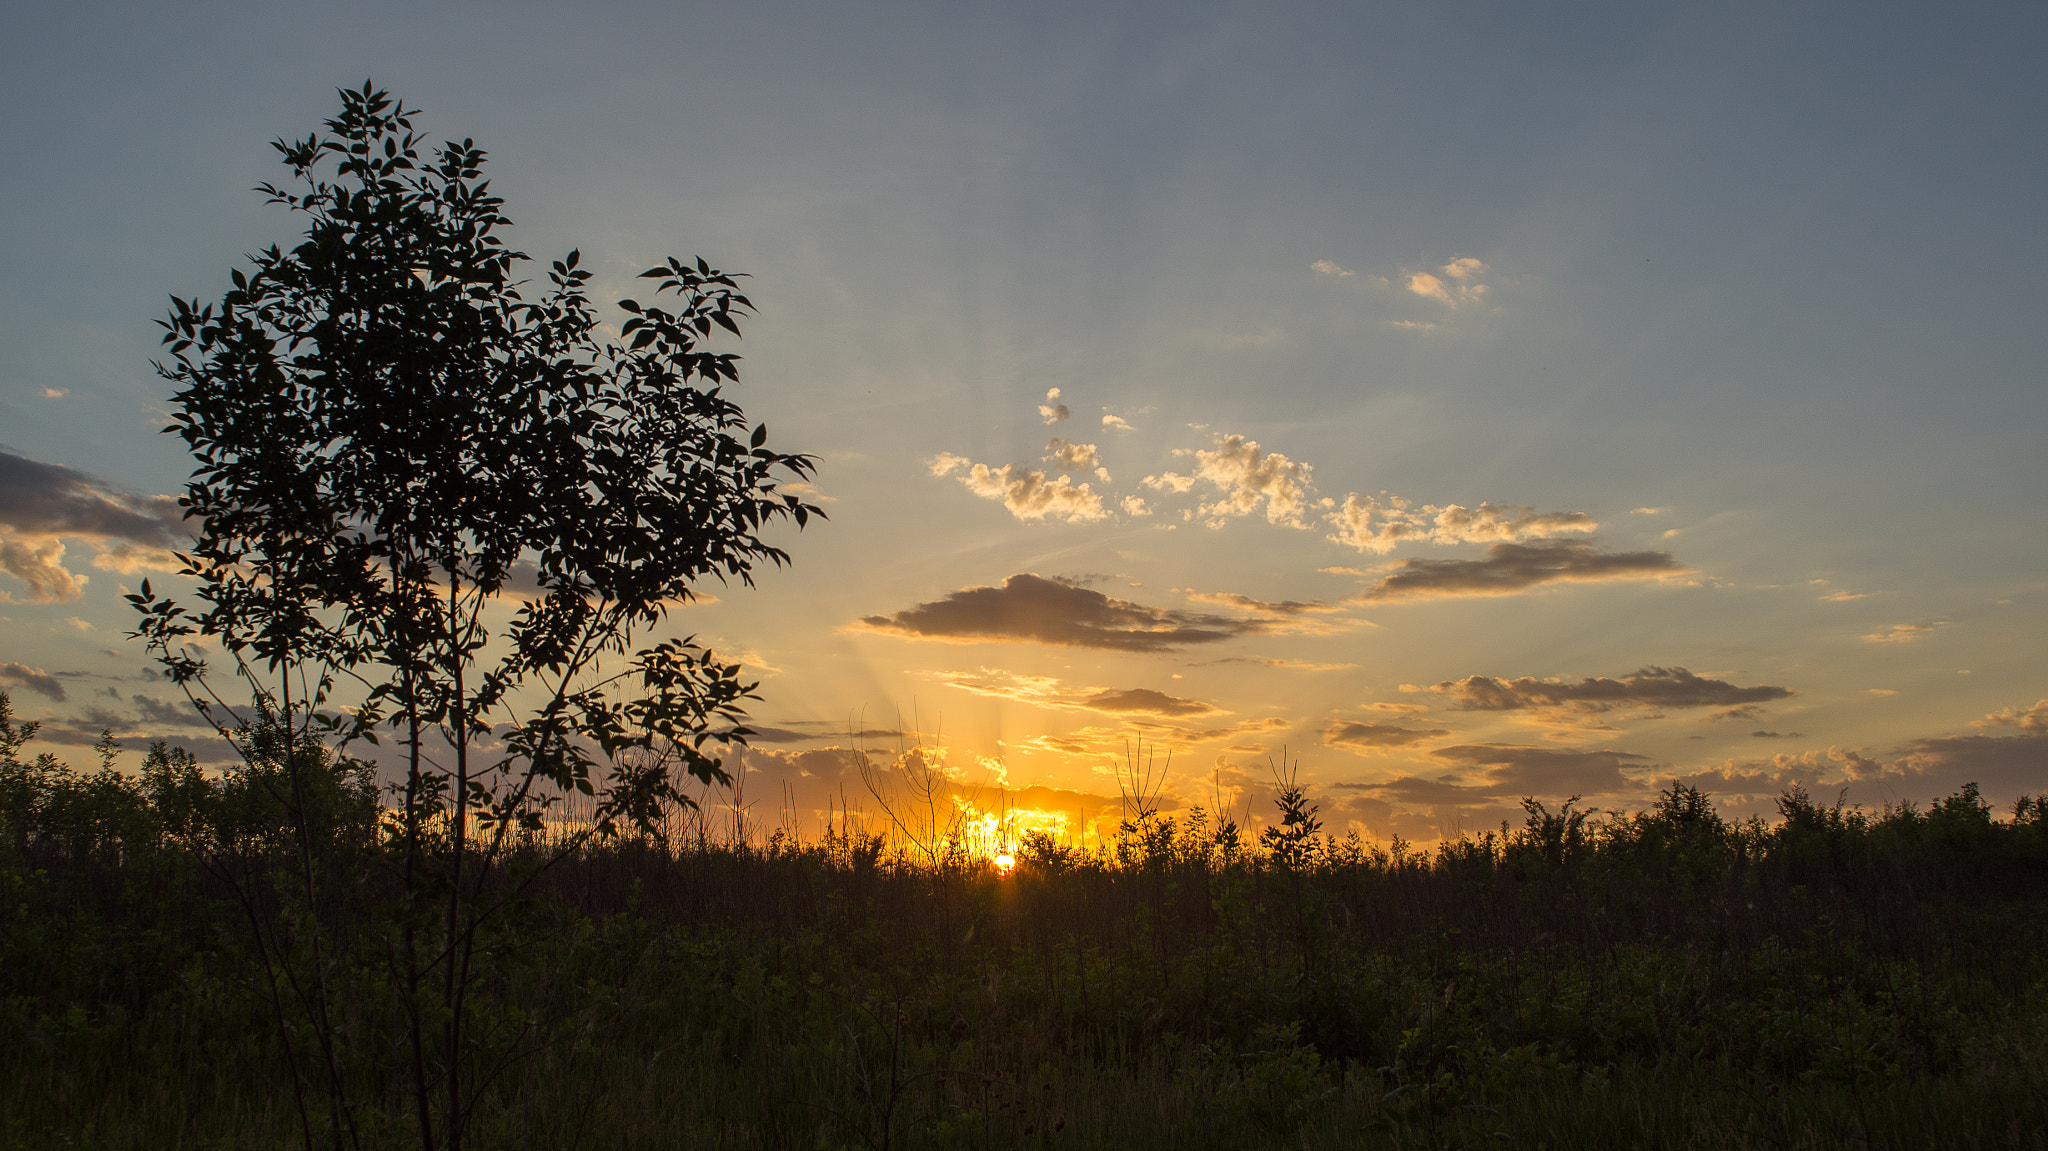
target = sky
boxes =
[2,1,2045,844]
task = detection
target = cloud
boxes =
[1864,622,1945,644]
[1427,743,1648,795]
[1119,495,1150,517]
[1975,700,2048,734]
[1102,414,1133,431]
[0,662,67,701]
[1405,258,1489,308]
[1419,666,1793,715]
[41,388,68,399]
[857,573,1257,652]
[1178,589,1342,617]
[1326,494,1595,554]
[1148,434,1314,528]
[1893,728,2048,797]
[1039,387,1070,425]
[1312,259,1355,278]
[942,669,1223,719]
[1080,688,1221,718]
[1352,540,1686,601]
[1121,715,1292,746]
[1323,720,1449,753]
[1045,438,1102,475]
[1207,656,1359,672]
[0,450,185,545]
[1443,257,1486,280]
[0,450,190,601]
[0,537,88,603]
[932,455,1109,524]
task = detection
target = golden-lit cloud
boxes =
[856,573,1258,652]
[1045,438,1105,479]
[0,537,87,603]
[1405,257,1489,307]
[1311,259,1355,277]
[1039,387,1070,425]
[1178,589,1342,617]
[0,450,191,602]
[1351,540,1685,601]
[942,669,1223,718]
[1322,720,1449,753]
[1418,666,1792,715]
[1122,715,1290,747]
[1325,493,1595,554]
[1101,414,1133,431]
[1975,699,2048,733]
[1863,621,1945,644]
[930,454,1109,524]
[1145,434,1314,528]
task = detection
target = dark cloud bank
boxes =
[1422,666,1793,714]
[1355,540,1683,601]
[858,573,1257,651]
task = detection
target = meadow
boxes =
[4,693,2046,1150]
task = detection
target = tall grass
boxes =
[4,696,2046,1148]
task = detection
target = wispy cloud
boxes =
[1178,589,1342,617]
[1101,414,1133,431]
[856,573,1259,652]
[1350,540,1686,602]
[943,669,1223,719]
[1311,259,1355,278]
[1326,493,1594,554]
[1864,621,1946,644]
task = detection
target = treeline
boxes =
[5,690,2048,1149]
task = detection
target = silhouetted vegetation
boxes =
[123,82,818,1151]
[6,693,2045,1149]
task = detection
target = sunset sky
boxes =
[3,2,2044,842]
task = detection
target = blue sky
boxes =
[3,2,2044,840]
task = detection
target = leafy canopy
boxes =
[133,82,821,828]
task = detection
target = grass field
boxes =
[5,700,2046,1149]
